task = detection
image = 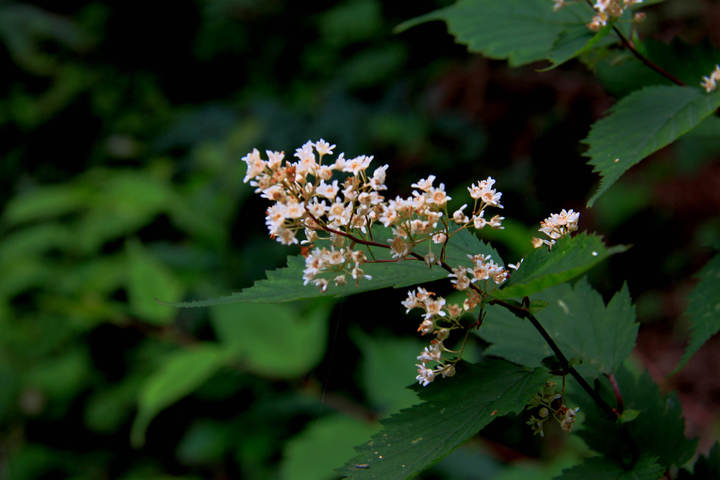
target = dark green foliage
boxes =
[482,279,638,381]
[584,86,720,206]
[337,359,549,478]
[678,443,720,479]
[555,455,664,480]
[570,368,697,469]
[2,0,716,478]
[494,233,628,300]
[677,253,720,369]
[400,0,597,67]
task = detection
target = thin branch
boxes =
[582,0,685,86]
[610,25,684,86]
[605,372,624,414]
[490,297,619,420]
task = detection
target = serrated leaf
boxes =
[281,415,379,480]
[126,240,183,324]
[494,233,627,300]
[677,254,720,370]
[172,226,501,307]
[679,443,720,479]
[585,86,720,206]
[555,455,664,480]
[570,368,697,468]
[482,279,637,381]
[337,359,549,479]
[131,345,231,447]
[398,0,595,67]
[211,302,328,378]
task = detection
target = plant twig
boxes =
[582,0,685,86]
[610,25,684,86]
[605,372,624,414]
[490,297,619,420]
[306,215,620,420]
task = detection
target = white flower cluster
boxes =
[404,252,511,387]
[243,140,519,387]
[553,0,644,31]
[242,139,506,292]
[532,209,580,249]
[449,253,510,290]
[402,287,462,386]
[701,65,720,93]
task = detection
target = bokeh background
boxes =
[1,1,720,478]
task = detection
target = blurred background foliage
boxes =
[1,0,719,478]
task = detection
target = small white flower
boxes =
[314,139,335,156]
[416,364,436,386]
[452,204,469,224]
[316,180,340,201]
[242,148,267,182]
[370,164,389,190]
[431,232,447,244]
[343,155,373,175]
[411,175,436,192]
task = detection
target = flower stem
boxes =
[307,215,618,419]
[582,0,685,86]
[490,297,619,420]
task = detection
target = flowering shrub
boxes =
[174,1,720,478]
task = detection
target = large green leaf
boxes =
[555,455,664,480]
[173,227,501,307]
[398,0,597,67]
[336,359,549,479]
[131,345,231,446]
[570,368,697,469]
[211,302,329,378]
[493,233,627,300]
[677,254,720,369]
[585,86,720,206]
[482,279,637,381]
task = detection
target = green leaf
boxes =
[281,415,379,480]
[543,21,613,71]
[2,184,90,225]
[482,279,637,380]
[494,233,627,300]
[131,345,230,447]
[337,359,549,479]
[211,302,328,378]
[127,240,183,324]
[397,0,595,67]
[677,254,720,370]
[172,226,501,307]
[618,409,640,424]
[585,86,720,206]
[571,368,697,469]
[555,455,664,480]
[679,443,720,479]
